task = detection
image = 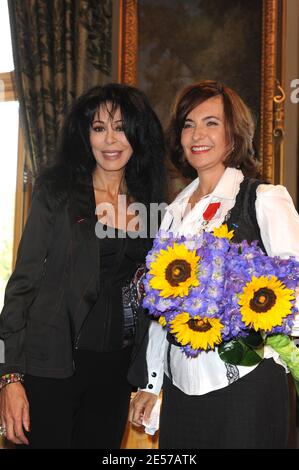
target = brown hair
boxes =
[167,80,261,179]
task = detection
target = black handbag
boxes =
[122,263,146,347]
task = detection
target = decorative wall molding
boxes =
[260,0,285,183]
[273,81,286,183]
[120,0,137,85]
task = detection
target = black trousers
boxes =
[18,347,133,449]
[159,359,289,449]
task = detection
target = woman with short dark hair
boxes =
[0,83,166,449]
[168,80,259,179]
[129,80,299,449]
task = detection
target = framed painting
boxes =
[119,0,286,185]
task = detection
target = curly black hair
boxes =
[38,83,167,206]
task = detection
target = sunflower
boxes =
[149,243,200,298]
[239,275,295,331]
[158,315,167,327]
[170,312,223,350]
[213,224,234,240]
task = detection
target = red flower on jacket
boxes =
[203,202,221,221]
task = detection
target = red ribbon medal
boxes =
[203,202,221,221]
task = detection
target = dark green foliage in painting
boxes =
[138,0,262,129]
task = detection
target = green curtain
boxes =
[8,0,112,175]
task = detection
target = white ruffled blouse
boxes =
[143,168,299,396]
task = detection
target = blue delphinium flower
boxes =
[142,228,299,357]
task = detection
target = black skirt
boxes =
[159,359,289,449]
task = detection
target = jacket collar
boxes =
[68,174,97,224]
[210,167,244,200]
[168,167,244,216]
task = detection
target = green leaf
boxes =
[218,339,245,365]
[219,337,264,366]
[239,347,263,366]
[242,330,264,348]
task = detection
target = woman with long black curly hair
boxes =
[0,83,166,449]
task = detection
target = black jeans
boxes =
[18,347,133,449]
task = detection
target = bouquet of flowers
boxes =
[142,224,299,390]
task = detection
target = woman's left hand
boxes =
[128,390,158,427]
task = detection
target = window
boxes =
[0,0,14,73]
[0,0,25,311]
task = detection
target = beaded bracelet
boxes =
[0,373,24,391]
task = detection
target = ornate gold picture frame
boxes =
[119,0,285,184]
